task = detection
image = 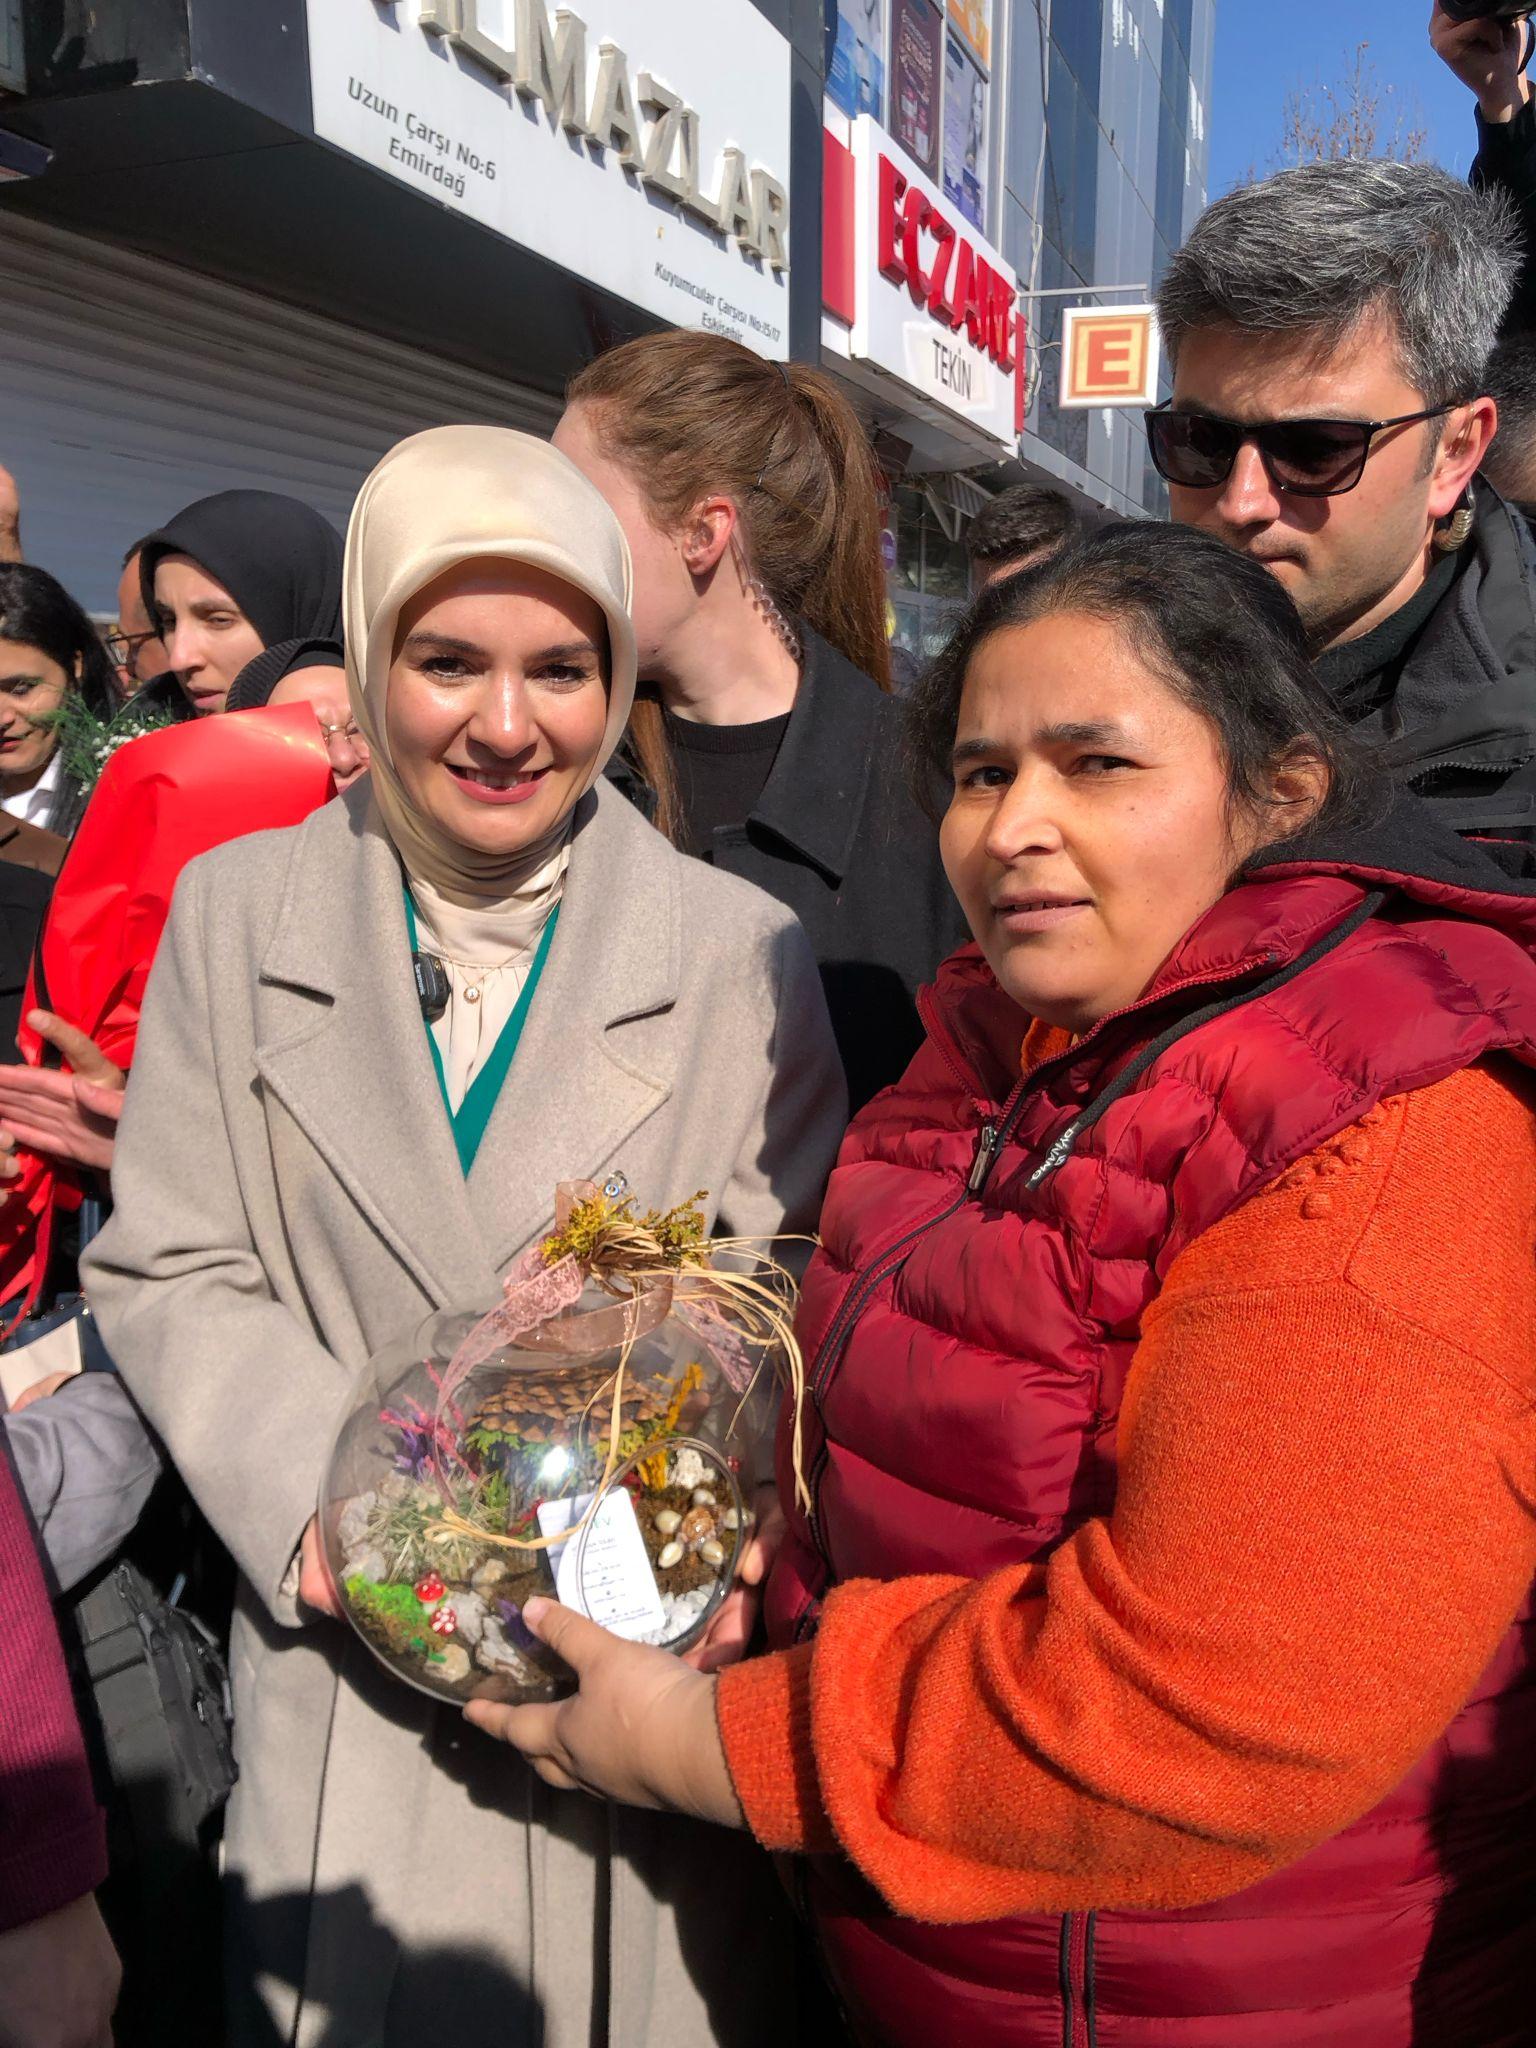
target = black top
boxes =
[1323,483,1536,839]
[1313,545,1463,723]
[663,705,791,856]
[1473,98,1536,336]
[0,856,51,1053]
[612,631,970,1113]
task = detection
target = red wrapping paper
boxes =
[0,704,335,1315]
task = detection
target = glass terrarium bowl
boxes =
[319,1281,762,1706]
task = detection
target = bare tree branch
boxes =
[1276,41,1429,167]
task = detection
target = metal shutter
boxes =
[0,210,560,613]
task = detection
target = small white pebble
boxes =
[653,1509,682,1537]
[691,1488,717,1507]
[699,1538,726,1568]
[657,1541,684,1570]
[431,1643,471,1685]
[720,1507,740,1532]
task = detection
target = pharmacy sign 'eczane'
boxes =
[307,0,792,357]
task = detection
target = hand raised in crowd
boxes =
[466,1598,745,1828]
[679,1482,784,1675]
[1430,0,1532,123]
[0,1893,120,2048]
[0,463,20,565]
[0,1014,126,1177]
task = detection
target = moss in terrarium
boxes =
[344,1576,433,1657]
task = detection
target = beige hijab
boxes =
[343,424,638,907]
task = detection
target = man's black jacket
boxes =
[1474,98,1536,334]
[1348,482,1536,837]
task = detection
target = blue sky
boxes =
[1207,2,1485,194]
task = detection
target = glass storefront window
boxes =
[889,486,972,662]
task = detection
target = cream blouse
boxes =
[409,874,559,1112]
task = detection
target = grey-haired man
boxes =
[1152,159,1536,836]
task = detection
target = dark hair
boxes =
[0,562,118,719]
[1483,334,1536,503]
[906,522,1383,847]
[967,485,1094,571]
[568,329,889,842]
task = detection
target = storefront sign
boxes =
[308,0,791,355]
[1059,305,1161,407]
[825,116,1019,448]
[945,0,990,70]
[826,0,888,120]
[941,30,986,231]
[892,0,942,180]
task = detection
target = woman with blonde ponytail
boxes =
[558,331,966,1113]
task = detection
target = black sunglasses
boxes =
[1144,401,1455,498]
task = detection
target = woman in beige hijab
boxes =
[85,428,845,2048]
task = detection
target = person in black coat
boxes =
[557,330,968,1112]
[0,855,51,1054]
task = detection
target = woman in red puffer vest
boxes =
[471,524,1536,2048]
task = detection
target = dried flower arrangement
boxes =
[319,1178,798,1706]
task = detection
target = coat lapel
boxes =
[253,791,493,1308]
[465,783,679,1270]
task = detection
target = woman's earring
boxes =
[749,575,802,663]
[1433,485,1476,555]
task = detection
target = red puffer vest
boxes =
[767,819,1536,2048]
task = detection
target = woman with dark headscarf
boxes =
[139,490,345,718]
[0,491,357,1213]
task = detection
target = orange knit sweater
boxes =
[717,1060,1536,1919]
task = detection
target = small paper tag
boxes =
[536,1490,666,1640]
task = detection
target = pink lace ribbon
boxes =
[426,1181,766,1511]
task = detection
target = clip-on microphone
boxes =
[413,951,451,1022]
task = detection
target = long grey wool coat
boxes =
[84,780,848,2048]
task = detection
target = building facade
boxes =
[0,0,818,609]
[1004,0,1216,516]
[818,2,1215,653]
[0,0,1214,632]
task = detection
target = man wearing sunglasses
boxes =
[1151,158,1536,837]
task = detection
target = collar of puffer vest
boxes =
[922,789,1536,1110]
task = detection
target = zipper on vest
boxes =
[1060,1912,1096,2048]
[799,1192,971,1525]
[798,1109,1030,1579]
[966,1123,1000,1193]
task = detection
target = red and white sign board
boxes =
[1059,305,1160,409]
[824,114,1020,450]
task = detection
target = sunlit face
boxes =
[940,612,1281,1033]
[1168,311,1476,651]
[153,554,264,715]
[0,639,69,787]
[267,666,372,793]
[553,402,696,677]
[384,559,609,859]
[114,552,170,697]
